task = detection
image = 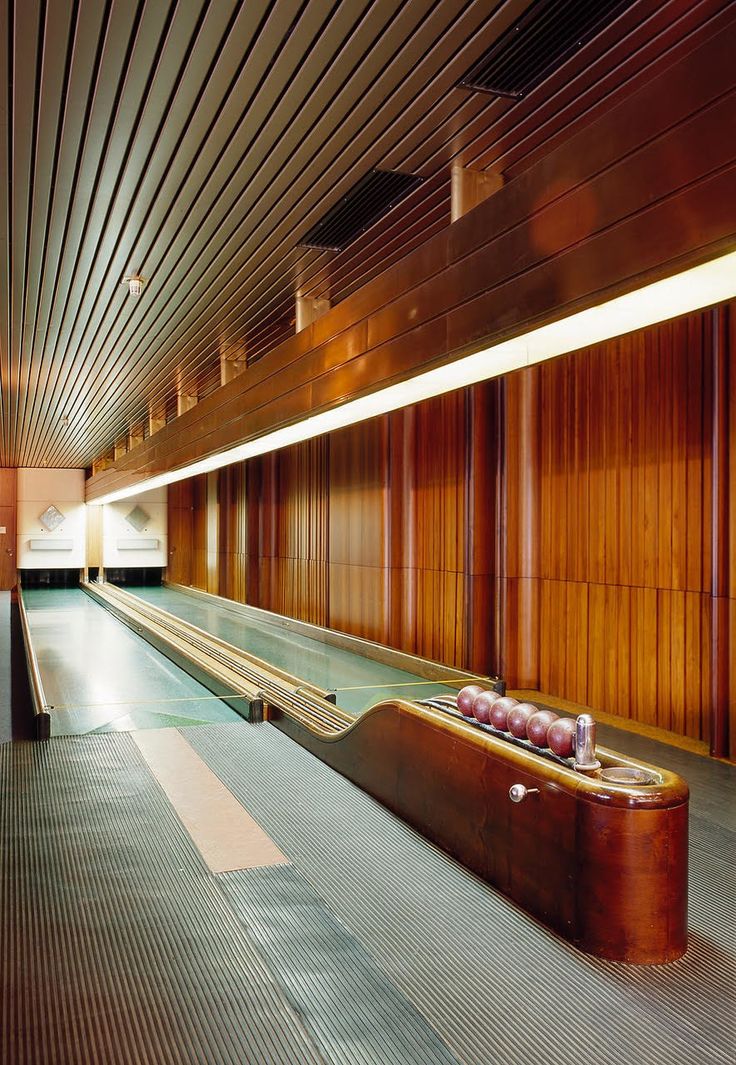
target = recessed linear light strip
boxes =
[92,249,736,506]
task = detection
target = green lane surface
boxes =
[22,588,241,736]
[127,585,459,715]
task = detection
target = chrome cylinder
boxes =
[574,713,601,771]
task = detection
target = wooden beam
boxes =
[127,423,145,452]
[177,389,198,417]
[92,449,115,476]
[148,402,167,438]
[296,296,330,333]
[220,356,246,386]
[450,163,504,223]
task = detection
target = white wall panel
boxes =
[102,487,167,569]
[17,469,86,569]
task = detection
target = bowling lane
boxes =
[22,588,242,735]
[125,585,460,715]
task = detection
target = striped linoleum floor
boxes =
[188,720,736,1065]
[1,718,734,1064]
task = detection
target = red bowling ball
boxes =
[456,684,486,717]
[547,717,577,758]
[526,709,559,747]
[507,702,539,739]
[489,696,519,731]
[472,689,500,723]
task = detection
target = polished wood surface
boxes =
[179,384,500,675]
[271,698,689,963]
[166,480,193,587]
[171,297,736,751]
[533,314,716,745]
[0,468,16,590]
[88,15,736,500]
[711,305,734,757]
[85,505,102,571]
[191,475,211,594]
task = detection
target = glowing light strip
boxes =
[92,249,736,505]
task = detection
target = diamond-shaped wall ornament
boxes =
[125,505,150,532]
[39,504,65,531]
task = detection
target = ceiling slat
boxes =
[0,0,728,468]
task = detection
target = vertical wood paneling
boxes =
[0,467,16,589]
[218,465,247,604]
[275,438,328,626]
[388,406,417,653]
[729,307,736,758]
[498,369,540,687]
[86,505,102,570]
[412,391,469,667]
[533,311,718,741]
[190,475,209,592]
[329,420,389,644]
[466,383,497,674]
[165,302,734,747]
[166,479,193,586]
[205,472,219,596]
[711,304,733,757]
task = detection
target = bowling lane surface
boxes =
[22,588,241,735]
[126,585,458,714]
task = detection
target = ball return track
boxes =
[76,580,688,964]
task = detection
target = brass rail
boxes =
[16,584,51,740]
[82,581,351,734]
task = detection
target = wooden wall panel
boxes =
[0,468,16,590]
[411,392,469,667]
[189,475,209,593]
[218,466,247,604]
[167,479,193,587]
[531,312,717,741]
[86,505,102,570]
[712,303,735,757]
[498,368,540,686]
[272,436,328,626]
[227,441,330,626]
[329,420,389,644]
[167,304,734,749]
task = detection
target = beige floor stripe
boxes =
[133,728,288,873]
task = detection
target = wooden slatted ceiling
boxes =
[0,0,727,468]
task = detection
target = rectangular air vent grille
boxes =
[459,0,632,98]
[300,169,424,251]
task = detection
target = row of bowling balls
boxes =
[456,684,576,758]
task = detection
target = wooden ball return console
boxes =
[79,581,688,965]
[270,694,689,965]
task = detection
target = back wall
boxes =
[168,301,735,755]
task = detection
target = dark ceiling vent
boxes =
[459,0,631,99]
[299,169,424,252]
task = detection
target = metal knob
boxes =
[509,784,540,803]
